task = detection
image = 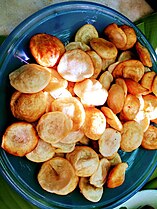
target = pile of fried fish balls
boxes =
[2,22,157,202]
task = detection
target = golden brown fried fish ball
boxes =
[29,33,65,67]
[142,125,157,150]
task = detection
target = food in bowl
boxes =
[0,8,157,206]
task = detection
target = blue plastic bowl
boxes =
[0,1,157,209]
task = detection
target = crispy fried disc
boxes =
[107,84,125,114]
[79,177,103,202]
[57,49,94,82]
[38,157,79,195]
[135,41,152,67]
[37,111,73,144]
[140,71,156,91]
[86,50,102,79]
[9,64,51,93]
[1,122,38,157]
[89,158,110,187]
[90,38,118,60]
[120,25,137,50]
[65,41,91,51]
[26,138,55,162]
[75,24,99,45]
[120,120,143,152]
[99,71,113,91]
[61,129,84,144]
[51,97,85,131]
[118,50,136,62]
[107,163,128,188]
[74,78,108,106]
[29,33,65,67]
[44,68,68,93]
[152,75,157,97]
[101,107,123,131]
[143,94,157,120]
[10,91,47,122]
[66,146,99,177]
[51,141,76,153]
[115,78,128,97]
[124,78,149,95]
[120,94,140,121]
[104,23,127,50]
[142,125,157,150]
[82,107,106,140]
[99,128,121,158]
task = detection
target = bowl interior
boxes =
[0,2,157,209]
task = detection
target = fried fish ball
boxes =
[142,125,157,150]
[107,162,128,188]
[86,50,102,79]
[29,33,65,67]
[124,78,149,96]
[9,64,51,93]
[66,146,99,177]
[107,84,125,114]
[135,41,152,67]
[140,71,156,91]
[120,120,143,152]
[89,158,110,187]
[82,107,106,140]
[10,91,47,122]
[101,107,123,132]
[74,24,99,45]
[44,68,68,93]
[152,75,157,97]
[37,111,73,144]
[1,122,38,157]
[90,38,118,60]
[51,97,85,131]
[120,25,137,50]
[101,57,116,71]
[38,157,79,195]
[103,23,127,50]
[65,41,91,51]
[79,177,103,202]
[57,49,94,82]
[26,138,55,162]
[74,78,108,106]
[99,71,113,91]
[120,94,140,121]
[143,94,157,120]
[99,128,121,158]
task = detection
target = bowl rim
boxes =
[0,1,157,209]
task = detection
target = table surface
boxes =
[0,0,153,35]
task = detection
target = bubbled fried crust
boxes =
[10,91,47,122]
[57,49,94,82]
[82,107,106,140]
[29,33,65,67]
[37,157,79,195]
[120,121,143,152]
[1,122,38,157]
[9,64,51,93]
[142,125,157,150]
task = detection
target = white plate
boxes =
[115,190,157,209]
